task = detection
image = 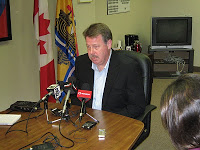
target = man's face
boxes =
[86,35,112,70]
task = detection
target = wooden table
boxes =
[0,103,144,150]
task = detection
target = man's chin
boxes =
[91,59,98,64]
[92,61,98,65]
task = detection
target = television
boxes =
[151,17,192,49]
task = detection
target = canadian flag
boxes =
[33,0,56,102]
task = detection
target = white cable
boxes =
[164,54,185,73]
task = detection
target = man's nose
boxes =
[89,47,95,55]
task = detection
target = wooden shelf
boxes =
[148,46,194,77]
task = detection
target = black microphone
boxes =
[68,76,78,94]
[39,84,61,102]
[77,83,92,103]
[37,84,61,110]
[60,76,77,119]
[58,76,77,94]
[46,84,61,99]
[77,83,92,122]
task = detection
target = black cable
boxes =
[5,108,45,135]
[43,134,60,149]
[24,101,43,134]
[18,132,57,150]
[57,118,75,148]
[6,98,77,148]
[70,126,88,143]
[6,109,14,114]
[68,117,88,143]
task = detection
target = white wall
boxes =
[73,0,95,55]
[0,0,96,111]
[152,0,200,68]
[95,0,152,52]
[0,0,40,111]
[0,0,199,111]
[75,0,152,54]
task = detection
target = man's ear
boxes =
[107,39,112,49]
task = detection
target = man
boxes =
[73,23,145,119]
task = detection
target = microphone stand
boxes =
[77,99,99,123]
[79,99,85,122]
[42,94,50,123]
[48,90,75,125]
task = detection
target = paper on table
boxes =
[0,114,21,125]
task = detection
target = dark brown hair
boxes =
[83,23,112,44]
[160,74,200,150]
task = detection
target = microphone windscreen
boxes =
[81,83,90,90]
[68,76,76,83]
[77,83,92,102]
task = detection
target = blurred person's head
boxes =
[160,73,200,150]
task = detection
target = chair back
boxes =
[119,50,155,149]
[120,50,153,105]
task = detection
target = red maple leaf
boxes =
[38,40,47,54]
[39,13,50,36]
[33,0,39,21]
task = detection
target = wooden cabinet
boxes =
[148,46,194,77]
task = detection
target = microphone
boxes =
[77,83,92,122]
[60,76,77,119]
[46,84,61,99]
[41,91,54,102]
[77,83,92,103]
[61,89,70,119]
[58,76,77,94]
[39,84,61,103]
[38,84,61,110]
[44,76,76,103]
[47,77,77,123]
